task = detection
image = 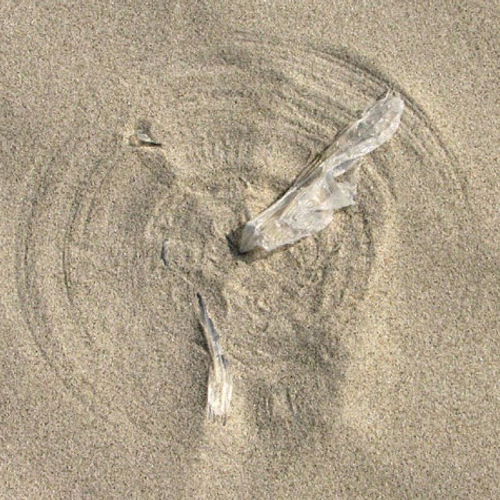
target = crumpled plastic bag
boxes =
[240,92,404,253]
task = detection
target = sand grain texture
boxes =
[1,1,499,498]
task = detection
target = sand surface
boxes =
[1,1,499,498]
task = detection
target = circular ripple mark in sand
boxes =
[15,36,464,441]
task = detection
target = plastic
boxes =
[240,92,404,253]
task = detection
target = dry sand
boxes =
[1,1,499,498]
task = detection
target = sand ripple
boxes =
[14,35,466,494]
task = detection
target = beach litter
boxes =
[196,293,233,425]
[240,92,404,253]
[129,120,162,147]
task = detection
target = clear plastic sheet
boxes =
[196,294,233,424]
[240,92,404,253]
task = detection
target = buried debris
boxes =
[129,120,162,147]
[196,293,233,424]
[240,91,404,253]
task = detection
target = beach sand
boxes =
[1,1,499,498]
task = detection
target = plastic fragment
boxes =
[129,121,162,147]
[160,238,168,266]
[240,91,404,253]
[196,293,233,425]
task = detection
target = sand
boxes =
[1,1,499,498]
